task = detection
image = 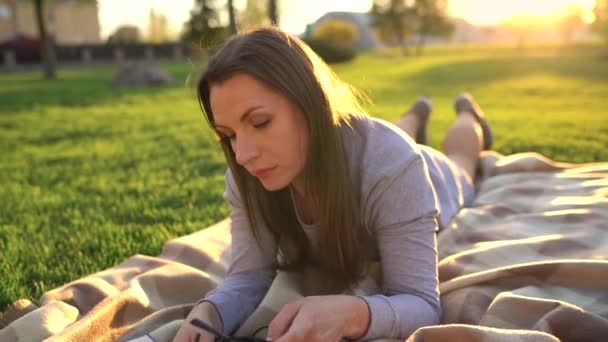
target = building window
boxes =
[0,5,12,20]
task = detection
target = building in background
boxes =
[0,0,101,44]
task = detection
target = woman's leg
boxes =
[442,94,492,181]
[394,97,432,145]
[442,114,483,181]
[394,113,419,139]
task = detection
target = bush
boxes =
[311,19,358,50]
[303,19,359,64]
[302,38,356,64]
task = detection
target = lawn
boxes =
[1,43,607,313]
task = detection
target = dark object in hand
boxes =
[189,318,268,342]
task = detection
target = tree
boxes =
[33,0,57,79]
[239,0,268,31]
[412,0,454,54]
[107,25,141,45]
[33,0,97,79]
[557,4,583,43]
[181,0,226,49]
[227,0,237,35]
[592,0,608,45]
[370,0,415,55]
[304,20,359,64]
[268,0,279,26]
[312,19,358,50]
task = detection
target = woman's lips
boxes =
[253,166,276,178]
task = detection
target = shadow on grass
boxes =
[399,54,608,92]
[0,63,204,114]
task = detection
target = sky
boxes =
[98,0,597,40]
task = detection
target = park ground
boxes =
[1,43,607,312]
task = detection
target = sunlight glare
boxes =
[448,0,596,26]
[551,196,605,206]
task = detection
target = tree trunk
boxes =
[268,0,278,26]
[227,0,237,35]
[34,0,56,79]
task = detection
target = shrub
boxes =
[305,19,359,64]
[311,19,358,50]
[302,38,356,64]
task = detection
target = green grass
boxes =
[1,44,607,313]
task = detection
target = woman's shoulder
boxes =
[341,115,423,172]
[341,115,438,231]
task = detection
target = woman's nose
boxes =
[234,135,260,166]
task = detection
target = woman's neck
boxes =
[290,184,314,225]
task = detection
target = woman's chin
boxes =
[258,178,289,192]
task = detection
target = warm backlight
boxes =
[448,0,596,26]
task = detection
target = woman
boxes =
[173,27,492,342]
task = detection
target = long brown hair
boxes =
[198,27,369,292]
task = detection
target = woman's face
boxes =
[210,73,309,192]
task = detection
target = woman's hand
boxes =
[173,302,222,342]
[267,295,370,342]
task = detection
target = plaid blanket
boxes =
[1,151,607,342]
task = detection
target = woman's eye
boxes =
[253,119,270,129]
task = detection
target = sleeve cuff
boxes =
[194,299,224,333]
[201,293,243,335]
[356,295,398,341]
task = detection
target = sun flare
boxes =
[448,0,596,26]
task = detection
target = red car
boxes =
[0,33,45,64]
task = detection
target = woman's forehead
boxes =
[210,75,289,126]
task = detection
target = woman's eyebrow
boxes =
[214,105,264,128]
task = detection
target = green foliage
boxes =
[306,19,359,63]
[2,44,608,312]
[370,0,415,50]
[311,19,359,50]
[303,38,357,64]
[370,0,454,55]
[413,0,454,46]
[181,0,227,51]
[238,0,268,31]
[107,25,141,45]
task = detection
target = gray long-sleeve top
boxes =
[204,116,443,340]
